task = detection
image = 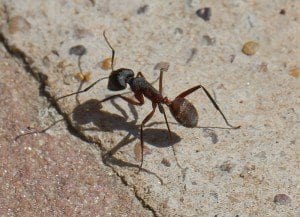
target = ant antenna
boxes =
[56,31,116,101]
[15,118,65,141]
[103,31,115,71]
[56,76,109,101]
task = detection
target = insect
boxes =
[70,31,240,171]
[18,32,240,172]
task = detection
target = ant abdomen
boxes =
[169,97,198,128]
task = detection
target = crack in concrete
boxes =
[0,32,158,217]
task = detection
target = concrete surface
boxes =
[0,1,299,216]
[0,44,152,216]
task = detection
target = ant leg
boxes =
[158,104,182,168]
[56,76,109,101]
[138,103,157,172]
[158,104,172,141]
[158,64,169,94]
[103,31,115,71]
[176,85,240,129]
[159,69,164,94]
[99,93,144,106]
[136,71,145,78]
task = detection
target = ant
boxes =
[57,31,240,171]
[17,32,240,172]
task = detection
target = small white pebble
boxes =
[24,146,32,151]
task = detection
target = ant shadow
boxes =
[66,44,235,183]
[66,45,180,180]
[71,98,181,177]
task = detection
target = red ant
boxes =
[23,32,240,171]
[57,31,240,171]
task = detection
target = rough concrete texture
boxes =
[0,1,299,217]
[0,45,153,216]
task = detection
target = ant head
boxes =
[107,68,134,91]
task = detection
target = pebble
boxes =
[274,194,291,205]
[254,151,267,159]
[203,129,218,144]
[63,74,74,85]
[289,68,299,78]
[220,161,234,172]
[230,54,236,63]
[75,72,91,82]
[73,27,94,39]
[279,9,286,15]
[8,16,31,34]
[257,62,268,72]
[137,5,149,14]
[186,48,198,63]
[161,158,171,167]
[239,164,255,178]
[242,41,259,55]
[69,45,87,56]
[174,27,183,35]
[196,7,211,21]
[101,57,113,70]
[154,62,170,72]
[202,35,216,46]
[42,56,50,67]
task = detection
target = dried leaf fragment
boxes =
[289,68,299,78]
[75,71,91,82]
[101,57,113,70]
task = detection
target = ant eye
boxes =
[107,68,134,91]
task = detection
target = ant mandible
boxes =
[58,31,240,171]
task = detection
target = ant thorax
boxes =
[130,77,163,103]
